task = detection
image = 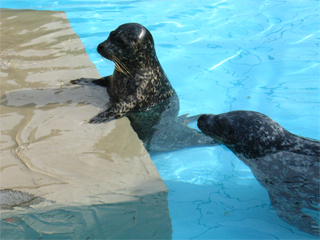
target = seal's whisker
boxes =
[114,62,127,76]
[111,57,124,74]
[112,56,132,76]
[115,56,132,76]
[113,58,128,76]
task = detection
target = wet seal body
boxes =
[197,111,320,236]
[71,23,215,152]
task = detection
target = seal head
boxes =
[97,23,155,69]
[198,111,297,159]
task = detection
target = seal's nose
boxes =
[97,43,104,53]
[197,114,209,130]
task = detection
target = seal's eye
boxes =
[218,116,232,135]
[115,37,125,45]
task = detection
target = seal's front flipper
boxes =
[70,76,111,87]
[89,102,125,123]
[89,93,140,123]
[92,76,111,87]
[70,78,96,85]
[89,109,115,123]
[270,195,319,236]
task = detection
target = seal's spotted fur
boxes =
[198,111,320,236]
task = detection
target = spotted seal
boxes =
[71,23,216,152]
[197,111,320,236]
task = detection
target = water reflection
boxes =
[1,192,172,239]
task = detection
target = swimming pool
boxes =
[1,0,319,239]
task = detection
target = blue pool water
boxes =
[2,0,319,239]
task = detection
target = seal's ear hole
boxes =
[228,129,234,135]
[220,116,227,123]
[218,116,226,127]
[218,117,230,131]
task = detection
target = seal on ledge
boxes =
[71,23,216,152]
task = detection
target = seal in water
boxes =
[71,23,216,152]
[197,111,320,236]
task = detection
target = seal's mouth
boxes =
[97,42,131,76]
